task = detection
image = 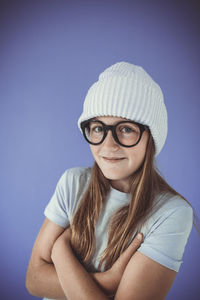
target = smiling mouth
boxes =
[102,157,125,163]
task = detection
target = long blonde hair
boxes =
[71,134,192,270]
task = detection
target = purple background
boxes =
[1,0,200,299]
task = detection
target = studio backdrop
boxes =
[0,0,200,299]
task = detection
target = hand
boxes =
[106,233,143,293]
[60,226,72,243]
[51,226,72,262]
[92,233,143,296]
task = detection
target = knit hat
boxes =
[78,62,168,156]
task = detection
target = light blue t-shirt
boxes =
[44,167,193,300]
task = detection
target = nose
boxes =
[102,130,119,150]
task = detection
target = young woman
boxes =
[26,62,193,300]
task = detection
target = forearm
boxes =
[92,233,143,297]
[52,239,109,300]
[26,260,66,299]
[92,271,117,297]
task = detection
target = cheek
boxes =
[138,132,149,154]
[126,150,144,170]
[90,145,99,158]
[127,133,149,164]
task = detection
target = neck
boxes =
[110,179,130,193]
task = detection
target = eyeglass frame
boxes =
[80,119,149,148]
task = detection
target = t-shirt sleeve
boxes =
[44,171,70,228]
[138,203,193,272]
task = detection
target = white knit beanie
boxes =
[78,62,168,156]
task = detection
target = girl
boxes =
[26,62,193,300]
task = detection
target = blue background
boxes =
[0,0,200,299]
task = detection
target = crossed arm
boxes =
[26,218,177,300]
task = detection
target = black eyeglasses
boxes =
[81,119,148,148]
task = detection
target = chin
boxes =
[101,168,125,181]
[103,173,120,181]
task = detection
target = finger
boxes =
[65,226,71,233]
[135,233,143,242]
[129,233,143,249]
[62,226,71,239]
[123,233,143,256]
[117,233,143,264]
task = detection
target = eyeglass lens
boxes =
[84,121,141,146]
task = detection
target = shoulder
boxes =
[157,194,193,216]
[44,167,92,227]
[59,167,92,189]
[150,192,193,222]
[143,193,194,236]
[57,167,92,206]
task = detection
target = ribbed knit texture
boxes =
[78,62,168,156]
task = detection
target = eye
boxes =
[118,126,136,134]
[117,123,140,135]
[121,126,134,133]
[94,126,103,132]
[90,124,104,133]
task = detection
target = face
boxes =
[89,116,149,193]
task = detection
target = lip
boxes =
[102,157,125,163]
